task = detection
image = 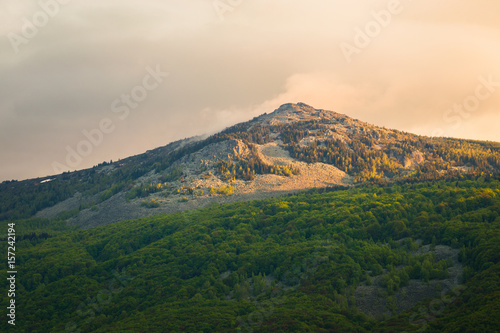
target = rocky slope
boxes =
[22,103,500,227]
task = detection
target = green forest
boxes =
[276,120,500,183]
[1,176,499,332]
[2,115,500,224]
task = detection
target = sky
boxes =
[1,0,499,181]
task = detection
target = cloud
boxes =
[0,0,499,181]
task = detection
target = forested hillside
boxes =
[2,104,500,229]
[1,176,498,332]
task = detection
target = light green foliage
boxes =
[0,177,499,332]
[217,185,236,196]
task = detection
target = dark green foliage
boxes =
[275,121,500,183]
[126,183,166,201]
[215,145,299,181]
[0,177,499,332]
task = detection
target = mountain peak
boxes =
[257,102,344,126]
[6,102,499,229]
[277,102,316,111]
[274,102,319,115]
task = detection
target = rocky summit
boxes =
[2,103,499,228]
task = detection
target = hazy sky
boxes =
[1,0,499,181]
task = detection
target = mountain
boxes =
[1,103,500,227]
[1,103,499,332]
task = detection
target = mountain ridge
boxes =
[1,103,499,226]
